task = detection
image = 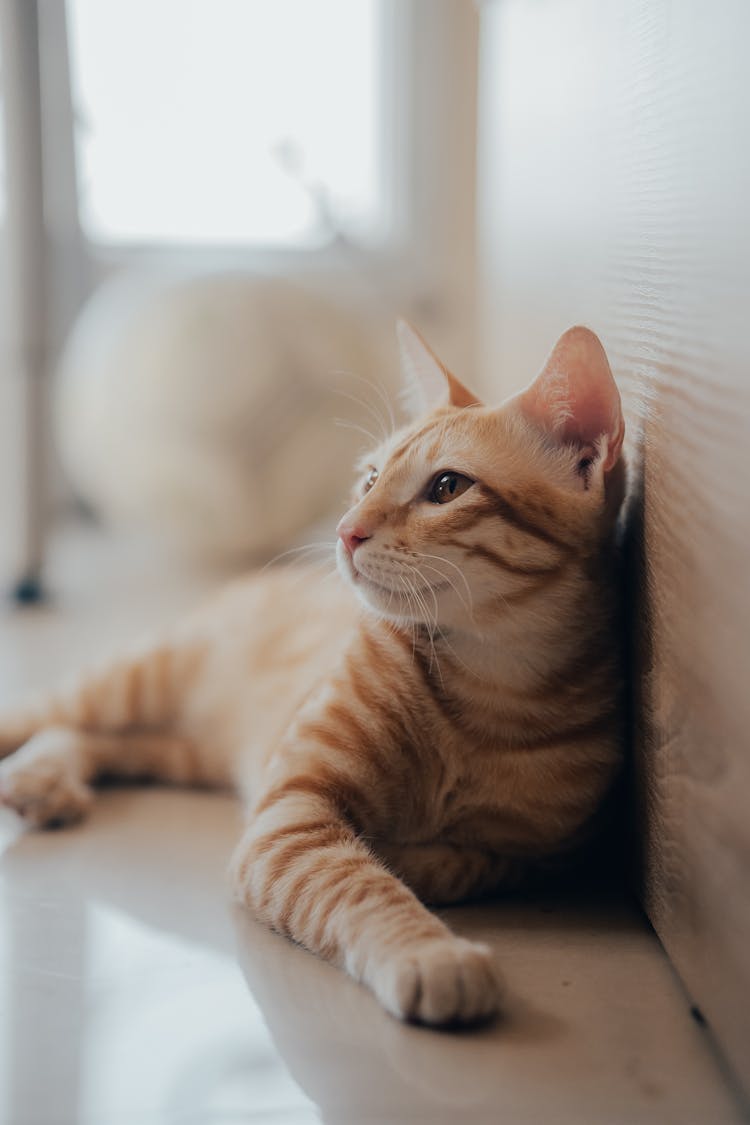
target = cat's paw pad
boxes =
[0,736,92,828]
[375,938,502,1026]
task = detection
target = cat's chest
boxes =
[384,735,526,844]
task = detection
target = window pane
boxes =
[67,0,383,246]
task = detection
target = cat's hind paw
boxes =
[0,711,37,758]
[0,730,93,828]
[374,937,502,1026]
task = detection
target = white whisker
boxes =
[411,559,473,621]
[350,373,396,437]
[397,573,419,662]
[261,541,337,572]
[331,386,389,443]
[403,563,445,686]
[409,551,474,617]
[334,417,380,447]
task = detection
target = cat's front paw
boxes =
[372,938,502,1026]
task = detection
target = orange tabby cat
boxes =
[0,322,626,1026]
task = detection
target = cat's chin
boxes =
[337,547,410,618]
[348,565,402,606]
[342,567,445,631]
[353,585,419,626]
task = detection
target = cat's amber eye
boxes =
[429,471,474,504]
[363,466,379,493]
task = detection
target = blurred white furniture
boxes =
[0,0,481,593]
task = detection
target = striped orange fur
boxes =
[0,323,626,1026]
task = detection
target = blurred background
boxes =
[0,0,481,585]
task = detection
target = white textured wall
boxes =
[477,0,750,1096]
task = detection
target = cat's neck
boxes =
[405,568,616,700]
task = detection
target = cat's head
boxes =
[336,321,626,630]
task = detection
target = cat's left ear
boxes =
[517,326,624,475]
[397,319,481,419]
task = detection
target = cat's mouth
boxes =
[351,561,447,600]
[337,541,449,604]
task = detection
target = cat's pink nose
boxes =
[337,519,371,555]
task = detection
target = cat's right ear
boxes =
[516,326,625,476]
[397,320,480,419]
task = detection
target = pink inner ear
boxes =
[519,327,624,472]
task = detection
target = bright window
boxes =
[67,0,384,247]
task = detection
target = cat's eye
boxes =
[363,466,379,493]
[429,471,474,504]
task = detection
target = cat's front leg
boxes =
[376,841,526,905]
[229,776,502,1026]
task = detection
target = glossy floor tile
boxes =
[0,525,745,1123]
[0,787,744,1125]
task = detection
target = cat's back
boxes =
[186,562,358,690]
[178,564,359,775]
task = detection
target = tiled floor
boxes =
[0,524,745,1124]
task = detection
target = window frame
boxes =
[61,0,478,345]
